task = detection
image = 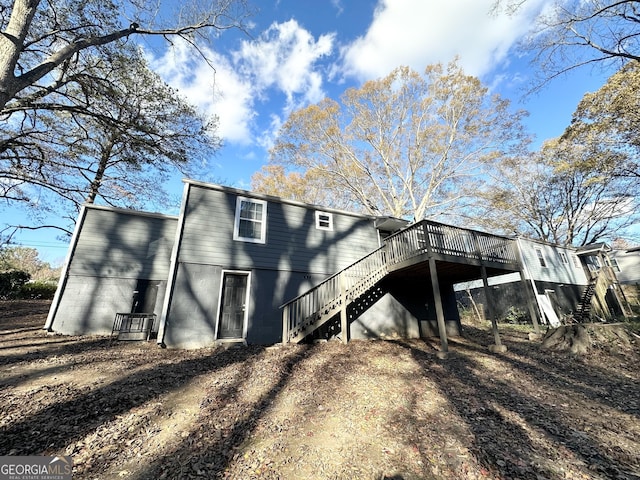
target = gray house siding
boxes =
[163,262,333,347]
[48,206,177,335]
[350,275,461,340]
[177,183,379,273]
[52,276,168,335]
[68,208,175,279]
[161,263,223,348]
[161,182,383,347]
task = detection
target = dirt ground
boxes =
[1,300,640,480]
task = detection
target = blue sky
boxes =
[2,0,617,265]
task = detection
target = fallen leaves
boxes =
[1,301,640,479]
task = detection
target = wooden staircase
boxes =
[282,247,388,343]
[281,220,520,344]
[573,276,598,323]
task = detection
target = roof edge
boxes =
[82,203,179,221]
[183,178,381,220]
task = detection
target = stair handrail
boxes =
[281,219,519,342]
[281,245,388,342]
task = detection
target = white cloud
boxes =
[236,20,334,108]
[331,0,344,15]
[340,0,550,80]
[148,42,255,145]
[147,19,334,146]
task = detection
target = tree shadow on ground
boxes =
[129,345,317,479]
[0,335,121,366]
[0,344,267,457]
[462,324,640,418]
[393,331,640,480]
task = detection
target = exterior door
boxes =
[217,273,248,339]
[131,279,159,314]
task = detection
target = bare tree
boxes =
[494,0,640,85]
[0,0,235,235]
[0,0,250,111]
[2,42,220,238]
[473,138,638,246]
[268,61,528,220]
[251,165,357,211]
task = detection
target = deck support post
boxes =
[520,272,541,334]
[429,257,449,358]
[282,307,290,345]
[481,266,507,353]
[340,279,350,344]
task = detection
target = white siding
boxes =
[519,239,588,285]
[611,250,640,284]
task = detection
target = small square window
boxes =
[535,248,547,268]
[315,211,333,231]
[233,197,267,243]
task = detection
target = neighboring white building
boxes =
[610,246,640,311]
[457,237,636,324]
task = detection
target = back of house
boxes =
[157,181,383,347]
[46,181,401,347]
[45,205,178,336]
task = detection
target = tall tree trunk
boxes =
[86,139,115,204]
[0,0,41,109]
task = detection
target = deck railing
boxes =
[282,246,388,342]
[385,220,518,266]
[282,219,518,343]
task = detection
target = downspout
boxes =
[157,182,191,347]
[516,237,544,326]
[44,205,88,331]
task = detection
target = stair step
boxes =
[288,275,384,343]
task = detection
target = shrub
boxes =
[0,270,31,299]
[502,306,529,324]
[17,281,58,300]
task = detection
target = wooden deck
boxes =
[282,220,522,344]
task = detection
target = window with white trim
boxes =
[572,255,581,268]
[605,257,621,272]
[559,252,568,264]
[535,248,547,268]
[315,211,333,231]
[233,197,267,243]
